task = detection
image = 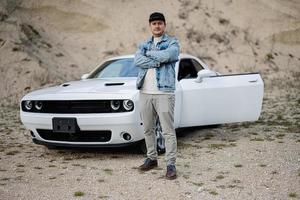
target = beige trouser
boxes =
[139,93,177,166]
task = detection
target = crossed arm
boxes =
[134,47,160,69]
[134,38,180,69]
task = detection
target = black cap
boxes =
[149,12,165,23]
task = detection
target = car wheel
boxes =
[139,139,165,155]
[139,140,147,154]
[155,118,165,155]
[139,119,166,155]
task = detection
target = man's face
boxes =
[149,20,166,37]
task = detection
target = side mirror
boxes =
[195,69,217,83]
[81,73,90,80]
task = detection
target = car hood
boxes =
[22,78,139,100]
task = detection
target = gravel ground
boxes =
[0,91,299,200]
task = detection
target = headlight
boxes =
[35,101,43,110]
[123,100,134,111]
[110,100,121,111]
[24,100,33,110]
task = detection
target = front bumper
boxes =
[20,110,144,146]
[32,138,142,148]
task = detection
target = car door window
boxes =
[178,59,199,81]
[191,59,204,71]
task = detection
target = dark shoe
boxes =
[166,165,177,180]
[138,158,158,171]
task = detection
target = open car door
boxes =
[178,72,264,127]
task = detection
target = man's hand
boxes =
[145,38,179,64]
[134,37,180,69]
[134,43,160,69]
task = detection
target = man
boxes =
[134,12,180,180]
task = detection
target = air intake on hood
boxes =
[62,83,70,87]
[105,83,124,86]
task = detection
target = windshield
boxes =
[88,58,138,78]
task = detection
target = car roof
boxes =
[107,53,202,61]
[106,54,208,69]
[89,53,209,76]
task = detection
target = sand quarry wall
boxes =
[0,0,299,105]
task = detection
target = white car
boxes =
[20,54,264,152]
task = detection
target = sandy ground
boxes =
[0,89,299,200]
[0,0,300,199]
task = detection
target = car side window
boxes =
[178,59,199,81]
[191,59,204,72]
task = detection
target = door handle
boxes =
[249,79,258,83]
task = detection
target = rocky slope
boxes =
[0,0,299,104]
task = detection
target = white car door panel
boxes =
[178,73,264,127]
[174,89,181,128]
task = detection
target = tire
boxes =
[139,140,147,154]
[139,118,166,155]
[155,118,165,155]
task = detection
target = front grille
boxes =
[21,100,133,113]
[37,129,111,142]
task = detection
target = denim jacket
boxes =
[134,34,180,92]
